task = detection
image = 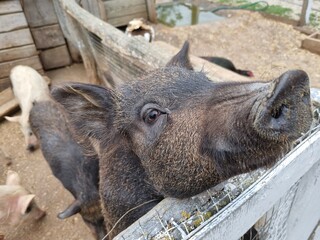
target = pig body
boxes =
[29,99,106,240]
[5,65,50,151]
[0,171,45,226]
[52,42,313,238]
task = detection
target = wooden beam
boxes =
[0,1,22,15]
[59,0,248,86]
[0,45,37,63]
[0,29,34,50]
[146,0,157,22]
[104,0,146,19]
[115,130,320,239]
[31,24,66,49]
[23,0,58,27]
[302,33,320,55]
[40,45,72,70]
[0,56,42,78]
[299,0,313,26]
[81,0,107,21]
[0,88,13,106]
[107,12,148,27]
[0,98,18,121]
[0,13,28,32]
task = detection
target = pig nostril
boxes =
[271,104,287,119]
[25,204,33,214]
[27,145,35,152]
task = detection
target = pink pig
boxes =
[5,65,50,151]
[0,170,45,226]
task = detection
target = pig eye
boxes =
[141,103,170,125]
[143,109,161,124]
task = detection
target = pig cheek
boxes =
[130,115,168,159]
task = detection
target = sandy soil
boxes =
[1,10,320,240]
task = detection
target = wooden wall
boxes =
[104,0,157,27]
[0,0,42,91]
[22,0,73,70]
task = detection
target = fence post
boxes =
[299,0,313,26]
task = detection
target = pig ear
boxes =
[18,194,35,215]
[5,115,21,123]
[51,83,117,140]
[166,41,194,70]
[6,170,21,185]
[57,200,81,219]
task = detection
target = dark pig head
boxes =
[52,41,312,237]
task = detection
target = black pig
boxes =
[52,41,312,239]
[29,99,106,240]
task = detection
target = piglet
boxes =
[30,99,106,240]
[0,170,45,226]
[5,65,50,151]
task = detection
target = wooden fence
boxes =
[53,0,320,239]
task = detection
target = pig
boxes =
[29,98,106,240]
[5,65,50,151]
[0,170,45,226]
[51,41,313,238]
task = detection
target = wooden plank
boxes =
[105,1,146,19]
[146,0,157,22]
[23,0,58,27]
[0,13,27,32]
[31,24,66,49]
[187,132,320,240]
[302,33,320,55]
[66,39,82,63]
[0,29,33,50]
[40,45,72,70]
[154,41,249,82]
[81,0,107,21]
[0,88,13,106]
[59,0,248,87]
[115,130,320,239]
[0,56,42,79]
[0,98,18,121]
[108,12,148,27]
[0,78,11,92]
[0,1,22,15]
[287,161,320,240]
[0,45,38,63]
[299,0,313,26]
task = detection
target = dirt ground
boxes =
[154,11,320,87]
[1,9,320,240]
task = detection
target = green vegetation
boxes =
[214,0,293,17]
[310,12,320,29]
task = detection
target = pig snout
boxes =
[1,171,45,226]
[26,132,38,152]
[254,69,312,142]
[28,202,46,221]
